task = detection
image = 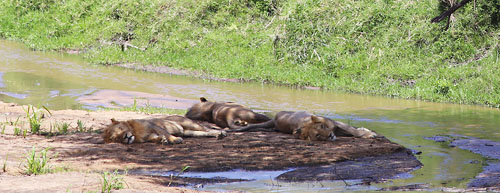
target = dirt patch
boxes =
[78,89,196,109]
[0,101,420,192]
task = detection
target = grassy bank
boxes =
[0,0,499,107]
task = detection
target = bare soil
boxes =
[0,101,420,192]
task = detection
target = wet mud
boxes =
[276,150,421,182]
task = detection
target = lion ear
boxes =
[200,97,208,102]
[111,118,119,124]
[311,115,323,123]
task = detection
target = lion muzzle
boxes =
[328,133,337,141]
[123,132,135,144]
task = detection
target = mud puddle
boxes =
[132,169,377,193]
[126,150,421,192]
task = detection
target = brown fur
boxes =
[103,115,226,145]
[185,97,270,130]
[233,111,377,141]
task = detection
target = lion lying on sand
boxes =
[185,97,270,130]
[232,111,377,141]
[103,115,226,144]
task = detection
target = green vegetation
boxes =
[44,120,95,136]
[24,105,51,134]
[0,0,499,107]
[101,170,127,193]
[13,127,21,136]
[25,146,53,175]
[77,120,86,132]
[55,122,70,134]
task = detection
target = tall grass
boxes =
[0,0,499,107]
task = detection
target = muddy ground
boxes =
[0,101,421,192]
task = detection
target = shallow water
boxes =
[1,40,500,192]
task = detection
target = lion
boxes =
[103,115,226,145]
[185,97,271,130]
[231,111,377,141]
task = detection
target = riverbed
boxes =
[1,40,499,192]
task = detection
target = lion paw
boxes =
[217,131,227,139]
[357,127,377,138]
[169,136,184,144]
[160,136,169,144]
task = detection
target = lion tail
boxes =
[230,120,275,132]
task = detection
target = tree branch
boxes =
[431,0,472,23]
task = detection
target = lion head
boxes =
[185,97,215,122]
[103,119,135,144]
[296,115,336,141]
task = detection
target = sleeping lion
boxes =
[185,97,270,130]
[232,111,377,141]
[103,115,226,144]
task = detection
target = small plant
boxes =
[25,146,52,175]
[101,170,127,193]
[131,97,138,111]
[77,120,84,131]
[6,116,21,126]
[168,166,190,186]
[57,122,69,134]
[76,120,91,133]
[14,127,21,136]
[2,154,8,173]
[23,129,27,138]
[24,105,52,134]
[1,124,5,134]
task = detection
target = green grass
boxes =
[13,127,21,136]
[101,170,127,193]
[56,122,69,134]
[24,105,52,134]
[0,0,499,107]
[24,146,52,175]
[44,120,95,136]
[77,120,86,132]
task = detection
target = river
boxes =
[1,40,499,192]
